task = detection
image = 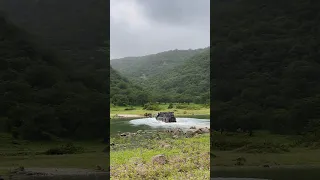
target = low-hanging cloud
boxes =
[110,0,210,59]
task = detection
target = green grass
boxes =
[211,130,320,167]
[212,148,320,167]
[0,133,108,173]
[110,103,210,118]
[110,131,210,180]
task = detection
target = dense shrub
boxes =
[143,103,161,111]
[45,143,84,155]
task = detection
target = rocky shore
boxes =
[117,127,210,138]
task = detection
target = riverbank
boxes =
[110,129,320,179]
[110,103,210,118]
[0,133,108,179]
[110,129,210,179]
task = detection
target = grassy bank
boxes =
[211,131,320,168]
[110,130,210,180]
[0,133,108,177]
[110,103,210,118]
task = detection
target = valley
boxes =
[110,44,210,179]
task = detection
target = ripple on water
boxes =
[129,117,210,130]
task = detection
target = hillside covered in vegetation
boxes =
[111,49,205,83]
[144,48,210,104]
[111,48,210,104]
[0,0,109,141]
[110,67,149,106]
[211,0,320,136]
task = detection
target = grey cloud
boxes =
[110,0,210,59]
[137,0,210,26]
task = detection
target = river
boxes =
[110,115,210,136]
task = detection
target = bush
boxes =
[168,103,173,109]
[143,103,161,111]
[235,142,290,153]
[124,106,136,110]
[176,104,201,110]
[176,104,188,109]
[45,143,84,155]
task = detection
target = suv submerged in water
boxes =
[155,112,176,123]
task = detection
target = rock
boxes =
[96,165,104,171]
[193,127,210,134]
[120,133,126,137]
[129,157,144,165]
[172,128,183,135]
[152,154,167,165]
[137,130,143,134]
[137,163,144,168]
[185,130,195,137]
[0,176,3,180]
[172,135,179,139]
[194,129,202,134]
[263,164,270,168]
[159,141,171,148]
[235,157,246,162]
[190,126,196,129]
[200,127,210,133]
[234,157,246,166]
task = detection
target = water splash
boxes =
[129,117,210,130]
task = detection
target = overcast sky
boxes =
[110,0,210,59]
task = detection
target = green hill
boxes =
[211,0,320,135]
[110,67,149,106]
[144,48,210,104]
[111,49,205,83]
[0,14,108,140]
[111,48,210,104]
